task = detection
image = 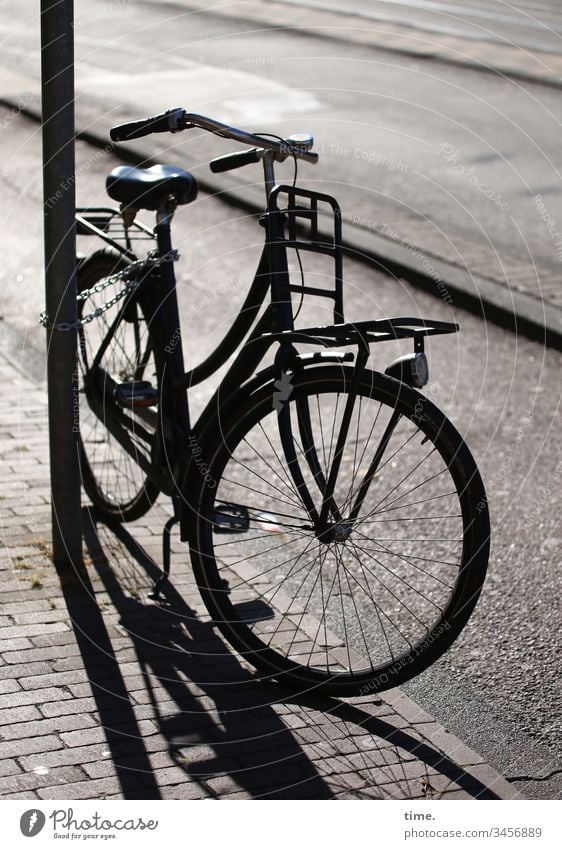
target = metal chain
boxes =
[39,250,179,332]
[39,279,140,332]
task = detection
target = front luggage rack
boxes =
[76,207,155,258]
[267,184,345,325]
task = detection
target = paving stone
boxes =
[249,772,325,798]
[290,725,323,745]
[0,705,42,726]
[37,776,143,800]
[0,638,33,652]
[0,679,21,694]
[60,719,158,748]
[19,669,92,690]
[81,759,152,782]
[1,790,40,799]
[281,713,307,730]
[12,610,72,625]
[423,789,471,802]
[0,661,54,680]
[31,632,83,648]
[175,748,241,777]
[0,766,89,796]
[3,645,82,664]
[0,735,64,759]
[158,782,210,799]
[0,759,23,778]
[52,655,142,674]
[139,765,196,788]
[40,697,98,718]
[306,733,370,757]
[19,743,118,771]
[82,749,182,780]
[0,686,71,709]
[0,714,98,740]
[215,790,251,799]
[325,770,371,792]
[205,773,246,796]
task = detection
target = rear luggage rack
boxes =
[76,207,155,258]
[260,317,459,349]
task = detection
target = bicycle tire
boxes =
[189,366,490,696]
[77,249,160,522]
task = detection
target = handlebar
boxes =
[110,108,186,141]
[210,148,261,173]
[110,107,319,167]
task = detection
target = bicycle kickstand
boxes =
[148,496,181,600]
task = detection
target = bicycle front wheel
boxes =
[190,367,489,695]
[77,249,160,522]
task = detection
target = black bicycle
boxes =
[75,108,490,696]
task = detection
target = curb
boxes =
[3,94,561,351]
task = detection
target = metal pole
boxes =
[41,0,83,573]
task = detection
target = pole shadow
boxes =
[56,538,161,798]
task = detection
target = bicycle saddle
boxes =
[106,164,198,210]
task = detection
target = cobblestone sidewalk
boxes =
[0,350,522,800]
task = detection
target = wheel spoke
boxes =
[194,372,487,693]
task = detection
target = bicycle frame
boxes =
[73,109,490,692]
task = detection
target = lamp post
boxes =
[40,0,83,575]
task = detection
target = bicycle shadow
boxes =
[79,508,500,800]
[80,508,333,799]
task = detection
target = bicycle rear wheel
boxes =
[190,367,489,695]
[77,249,160,522]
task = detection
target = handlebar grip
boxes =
[110,108,186,142]
[210,148,260,173]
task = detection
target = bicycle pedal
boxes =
[114,380,158,408]
[212,503,250,533]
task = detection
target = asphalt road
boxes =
[0,0,560,799]
[285,0,562,54]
